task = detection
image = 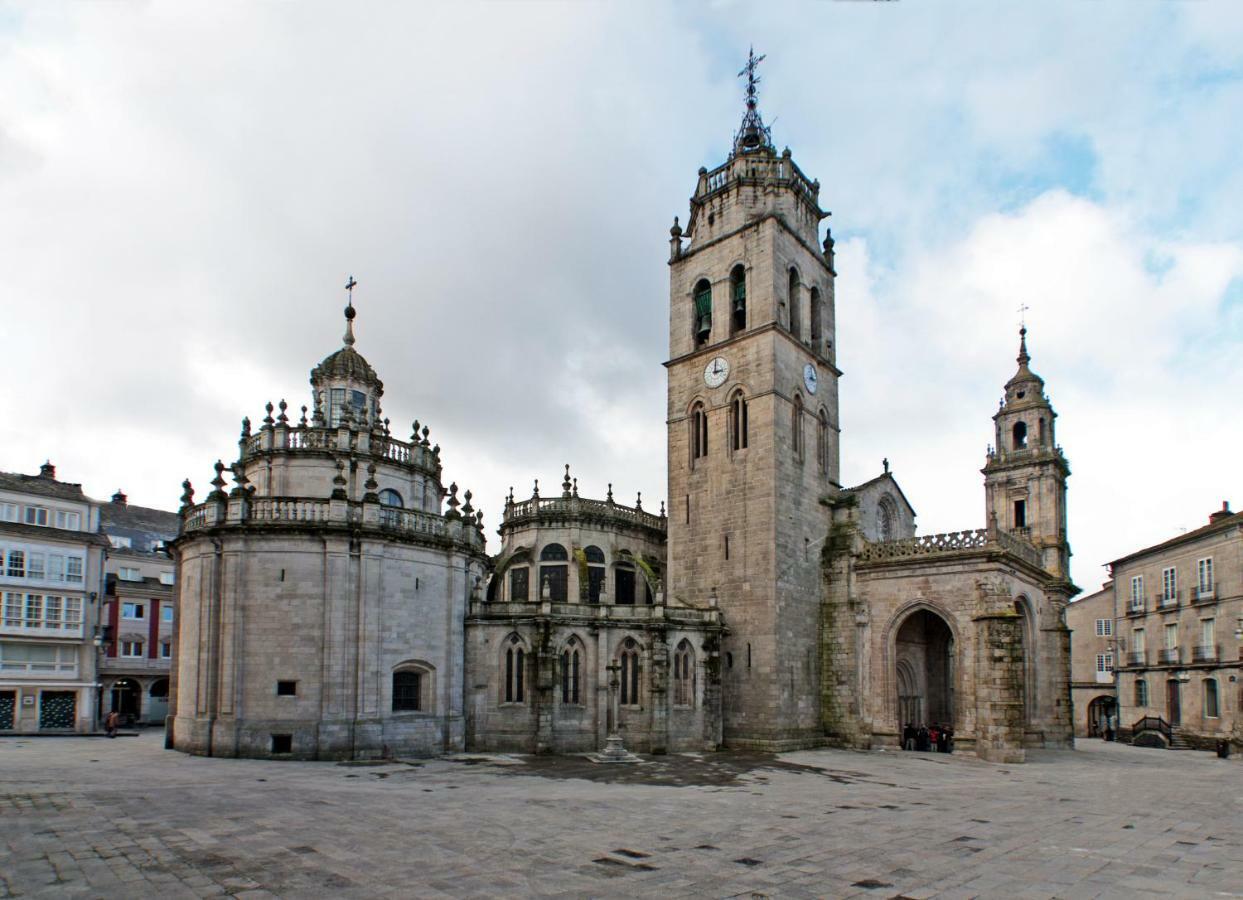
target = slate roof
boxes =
[0,469,90,503]
[1109,509,1243,568]
[101,499,180,555]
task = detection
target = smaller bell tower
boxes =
[982,327,1072,584]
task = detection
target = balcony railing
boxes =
[1126,601,1145,617]
[859,527,1043,569]
[1191,585,1216,604]
[1126,650,1146,666]
[1192,644,1218,663]
[1154,591,1179,609]
[1158,647,1181,665]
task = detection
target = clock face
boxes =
[703,356,730,388]
[803,363,818,395]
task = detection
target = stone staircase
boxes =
[1169,727,1194,750]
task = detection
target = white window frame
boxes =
[23,506,48,526]
[121,601,145,620]
[118,567,142,582]
[1096,653,1113,673]
[65,556,83,583]
[1130,575,1143,608]
[0,503,17,522]
[160,640,172,659]
[1161,567,1176,603]
[121,640,144,658]
[1164,622,1179,649]
[1201,618,1215,647]
[162,605,174,623]
[1095,618,1112,637]
[159,572,175,585]
[54,510,81,530]
[1197,557,1213,592]
[1132,628,1145,653]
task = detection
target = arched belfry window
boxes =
[809,286,822,346]
[690,402,708,463]
[817,408,829,474]
[730,265,746,335]
[730,389,748,453]
[788,269,801,339]
[792,394,805,459]
[1038,417,1046,446]
[562,637,583,705]
[585,545,606,604]
[539,544,568,603]
[1013,421,1028,450]
[673,639,695,707]
[619,638,641,706]
[693,279,712,347]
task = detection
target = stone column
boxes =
[974,612,1026,763]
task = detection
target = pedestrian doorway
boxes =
[894,609,954,730]
[1166,679,1181,727]
[110,679,141,723]
[148,678,170,723]
[1086,695,1116,737]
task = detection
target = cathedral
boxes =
[168,58,1076,763]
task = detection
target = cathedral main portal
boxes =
[895,610,955,729]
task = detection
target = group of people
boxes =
[902,722,953,753]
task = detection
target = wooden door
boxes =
[1166,679,1181,726]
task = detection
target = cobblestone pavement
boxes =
[1,733,1240,899]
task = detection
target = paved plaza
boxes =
[0,733,1240,899]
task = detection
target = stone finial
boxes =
[669,216,683,262]
[432,444,440,460]
[462,489,474,517]
[446,482,461,518]
[562,464,572,498]
[634,491,642,511]
[383,417,390,436]
[230,463,250,497]
[507,486,515,506]
[364,463,378,492]
[1017,325,1031,368]
[532,479,540,499]
[209,460,228,500]
[179,479,195,510]
[421,426,430,447]
[263,402,275,427]
[300,405,308,427]
[572,477,578,498]
[277,399,289,425]
[240,416,251,439]
[312,394,325,426]
[475,509,484,531]
[659,500,666,518]
[670,216,682,239]
[332,458,347,499]
[411,420,421,443]
[823,226,836,274]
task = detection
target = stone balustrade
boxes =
[242,425,439,474]
[468,598,721,627]
[860,527,1043,569]
[181,494,483,550]
[503,495,666,536]
[696,153,818,202]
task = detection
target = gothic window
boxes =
[619,638,640,706]
[1012,421,1027,450]
[817,408,828,474]
[614,561,636,605]
[562,638,583,705]
[792,394,804,459]
[691,402,708,462]
[392,669,423,712]
[730,265,746,335]
[504,636,525,703]
[585,545,606,603]
[540,544,568,603]
[378,489,403,508]
[509,566,529,603]
[673,639,695,707]
[788,268,801,339]
[693,279,712,347]
[729,390,748,453]
[809,286,822,346]
[877,497,895,541]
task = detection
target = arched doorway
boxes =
[109,678,141,724]
[1086,695,1116,738]
[148,678,170,724]
[894,609,954,728]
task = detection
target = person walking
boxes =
[105,710,119,738]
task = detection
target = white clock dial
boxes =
[803,363,818,395]
[703,356,730,388]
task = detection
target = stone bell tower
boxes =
[982,327,1073,585]
[665,51,839,749]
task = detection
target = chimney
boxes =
[38,461,55,480]
[1209,500,1232,524]
[112,490,127,506]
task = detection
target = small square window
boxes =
[276,680,298,697]
[271,734,293,754]
[121,602,144,619]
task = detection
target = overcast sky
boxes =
[3,1,1242,591]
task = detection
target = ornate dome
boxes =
[311,346,383,392]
